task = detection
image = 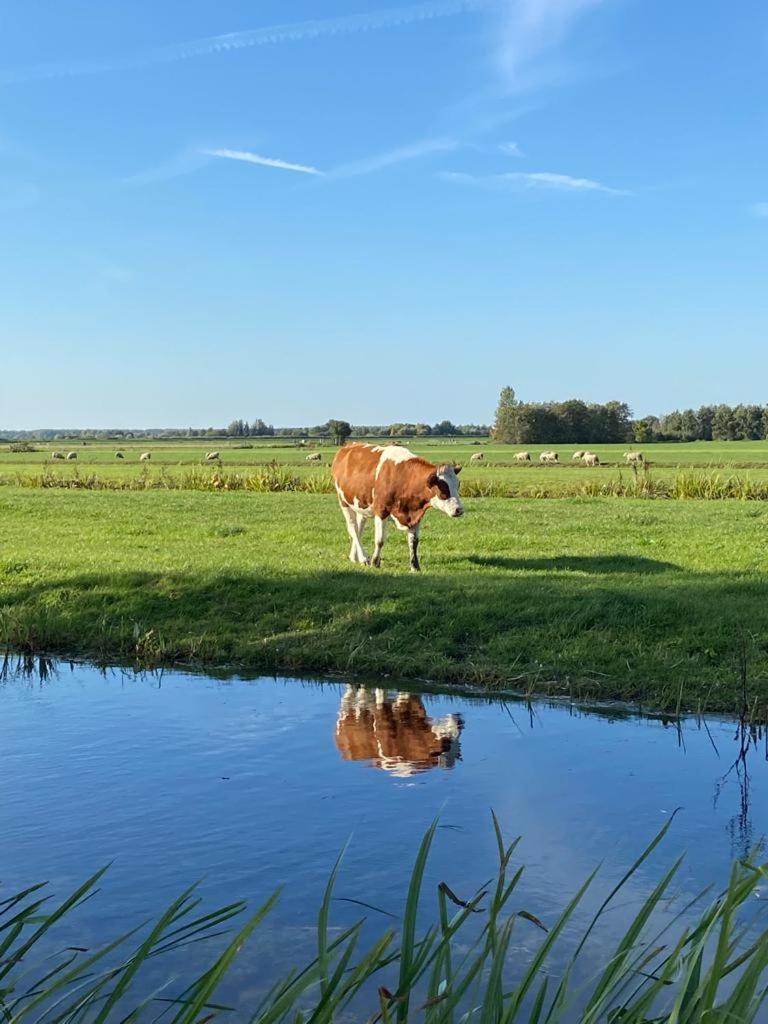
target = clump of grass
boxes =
[672,472,768,500]
[3,817,768,1023]
[2,466,337,494]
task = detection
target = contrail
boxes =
[203,149,323,176]
[0,0,492,85]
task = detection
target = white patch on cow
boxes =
[374,444,417,478]
[335,483,370,563]
[429,465,464,518]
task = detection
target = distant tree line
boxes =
[8,400,768,445]
[0,419,489,442]
[634,405,768,443]
[491,388,768,445]
[492,388,633,444]
[225,419,275,437]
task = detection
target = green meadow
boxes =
[6,437,768,493]
[2,481,767,712]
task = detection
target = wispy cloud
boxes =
[499,141,524,157]
[0,0,490,85]
[123,149,213,186]
[496,0,610,87]
[750,202,768,219]
[439,169,630,196]
[329,137,458,178]
[203,149,323,175]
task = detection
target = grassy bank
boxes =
[8,465,768,502]
[2,488,768,711]
[4,819,768,1022]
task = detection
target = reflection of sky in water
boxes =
[2,659,767,1013]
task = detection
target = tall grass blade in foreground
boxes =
[2,819,768,1022]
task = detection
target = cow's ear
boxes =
[454,464,462,475]
[427,472,439,489]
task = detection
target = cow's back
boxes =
[332,443,382,507]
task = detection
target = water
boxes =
[2,657,767,1014]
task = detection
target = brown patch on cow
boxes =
[331,443,380,507]
[373,456,442,528]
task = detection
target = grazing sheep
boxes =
[115,452,124,459]
[140,452,151,462]
[51,451,65,460]
[469,452,485,462]
[582,451,600,466]
[205,451,220,462]
[306,452,322,462]
[513,451,531,462]
[624,451,644,464]
[572,451,585,461]
[66,451,78,461]
[539,451,559,464]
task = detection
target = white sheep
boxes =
[51,451,65,460]
[469,452,485,462]
[66,451,78,460]
[205,451,220,461]
[572,451,585,461]
[306,452,322,462]
[539,451,559,464]
[624,451,644,464]
[140,452,151,462]
[513,451,531,462]
[582,451,600,466]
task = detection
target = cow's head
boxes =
[428,464,464,517]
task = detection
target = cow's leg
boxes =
[340,501,369,564]
[356,512,367,549]
[371,515,387,567]
[407,524,421,572]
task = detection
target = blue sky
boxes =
[1,0,766,429]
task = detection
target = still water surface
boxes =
[2,658,767,1010]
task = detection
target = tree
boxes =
[712,405,737,440]
[491,386,517,443]
[696,406,715,441]
[432,420,458,436]
[555,399,591,442]
[732,404,763,440]
[325,419,352,445]
[633,417,658,443]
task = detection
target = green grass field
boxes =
[2,485,767,712]
[5,437,768,490]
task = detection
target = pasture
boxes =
[6,437,768,493]
[2,486,767,712]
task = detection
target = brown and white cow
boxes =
[331,443,463,571]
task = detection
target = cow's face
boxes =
[428,464,464,518]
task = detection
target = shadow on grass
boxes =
[469,554,682,574]
[1,565,767,709]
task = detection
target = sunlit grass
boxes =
[1,488,768,710]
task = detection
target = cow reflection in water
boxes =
[335,686,463,777]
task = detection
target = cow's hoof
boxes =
[371,559,381,569]
[409,566,421,573]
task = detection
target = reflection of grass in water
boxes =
[1,490,768,712]
[4,817,768,1023]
